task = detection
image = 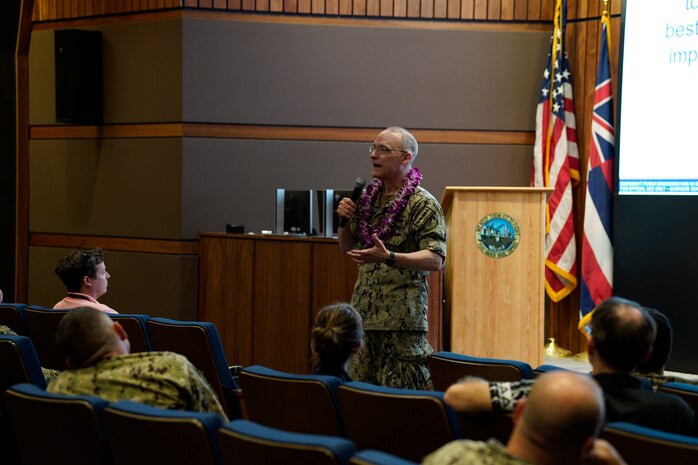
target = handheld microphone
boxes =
[339,177,367,228]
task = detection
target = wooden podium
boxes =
[441,187,551,367]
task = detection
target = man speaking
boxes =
[337,126,446,390]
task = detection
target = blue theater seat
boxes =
[4,383,110,465]
[219,419,356,465]
[429,351,533,391]
[337,381,459,462]
[103,400,224,465]
[239,364,344,436]
[601,421,698,465]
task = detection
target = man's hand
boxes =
[336,197,357,227]
[346,234,389,264]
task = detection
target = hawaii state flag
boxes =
[580,8,615,327]
[532,0,580,302]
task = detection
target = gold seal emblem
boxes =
[475,212,521,258]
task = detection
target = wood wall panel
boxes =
[28,0,597,21]
[199,236,255,366]
[253,240,313,373]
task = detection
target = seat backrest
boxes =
[239,365,344,436]
[601,421,698,465]
[0,303,27,335]
[0,337,48,465]
[658,381,698,415]
[0,335,47,391]
[532,364,570,377]
[428,351,533,391]
[218,419,356,465]
[337,382,459,462]
[22,306,70,370]
[103,399,223,465]
[4,383,110,465]
[109,313,152,352]
[350,450,420,465]
[146,317,238,416]
[456,411,514,443]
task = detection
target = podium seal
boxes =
[475,212,521,258]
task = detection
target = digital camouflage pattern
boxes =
[0,324,60,383]
[422,438,535,465]
[349,186,447,331]
[47,351,228,420]
[349,330,432,389]
[349,186,446,389]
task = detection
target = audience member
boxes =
[423,371,626,465]
[47,307,227,420]
[444,297,695,435]
[636,307,698,389]
[310,303,364,382]
[53,248,118,314]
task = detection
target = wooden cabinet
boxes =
[199,233,442,373]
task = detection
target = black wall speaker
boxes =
[54,29,103,124]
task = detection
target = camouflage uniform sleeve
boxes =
[0,325,17,335]
[184,360,229,422]
[412,192,447,258]
[490,379,536,413]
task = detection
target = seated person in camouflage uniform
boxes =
[423,371,627,465]
[310,303,364,382]
[47,307,227,420]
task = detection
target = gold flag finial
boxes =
[603,0,610,16]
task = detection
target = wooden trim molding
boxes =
[30,233,200,255]
[15,0,36,302]
[31,7,552,31]
[30,124,535,145]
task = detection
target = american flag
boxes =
[580,10,614,318]
[532,0,579,302]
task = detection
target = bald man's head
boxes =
[55,307,129,368]
[518,371,604,452]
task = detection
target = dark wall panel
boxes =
[30,20,182,125]
[614,195,698,374]
[30,138,183,238]
[182,138,532,236]
[182,19,550,130]
[28,246,198,320]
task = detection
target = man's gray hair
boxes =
[386,126,418,162]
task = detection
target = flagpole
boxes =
[602,0,611,55]
[543,0,564,233]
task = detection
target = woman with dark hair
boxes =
[311,303,364,382]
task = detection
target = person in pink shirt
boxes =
[53,248,118,314]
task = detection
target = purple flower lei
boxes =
[357,167,422,248]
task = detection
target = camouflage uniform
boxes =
[349,186,447,390]
[422,438,534,465]
[0,324,61,383]
[47,351,228,420]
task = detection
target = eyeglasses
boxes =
[369,144,408,155]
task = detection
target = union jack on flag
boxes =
[580,10,615,323]
[532,0,579,302]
